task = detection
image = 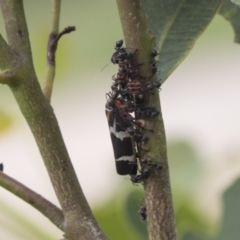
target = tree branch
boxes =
[0,2,108,239]
[0,0,33,67]
[0,34,15,71]
[0,171,64,231]
[116,1,177,239]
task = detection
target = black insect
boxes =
[124,81,143,96]
[149,48,160,78]
[0,163,3,172]
[115,40,124,50]
[111,73,129,92]
[136,107,160,118]
[138,206,147,221]
[126,125,148,146]
[151,48,160,59]
[105,92,138,175]
[130,167,150,184]
[111,40,134,64]
[151,61,158,76]
[139,158,163,172]
[146,80,161,94]
[117,64,143,80]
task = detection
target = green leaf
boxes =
[183,232,208,240]
[141,0,221,82]
[215,177,240,240]
[231,0,240,6]
[176,201,212,239]
[93,192,145,240]
[0,200,56,240]
[168,140,203,195]
[218,0,240,43]
[181,177,240,240]
[167,140,212,237]
[124,190,148,240]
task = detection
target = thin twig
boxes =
[42,0,61,101]
[50,0,61,34]
[43,26,75,101]
[42,0,75,101]
[0,171,64,231]
[47,26,76,66]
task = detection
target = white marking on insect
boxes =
[109,118,130,140]
[116,155,135,162]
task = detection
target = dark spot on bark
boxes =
[29,199,34,205]
[17,30,23,37]
[62,158,68,171]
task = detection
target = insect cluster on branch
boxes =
[105,40,162,221]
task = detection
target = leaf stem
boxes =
[116,0,177,239]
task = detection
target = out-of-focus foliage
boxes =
[183,232,210,240]
[0,110,12,135]
[0,200,56,240]
[182,177,240,240]
[93,140,213,240]
[141,0,221,83]
[124,190,148,239]
[94,141,240,240]
[218,0,240,42]
[231,0,240,6]
[217,177,240,240]
[168,140,212,238]
[93,192,145,240]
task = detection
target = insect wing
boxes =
[106,108,137,175]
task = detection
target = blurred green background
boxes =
[0,1,240,240]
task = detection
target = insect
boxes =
[111,73,129,92]
[131,158,163,184]
[146,80,161,94]
[149,48,160,78]
[122,81,143,100]
[130,167,150,184]
[0,163,3,172]
[117,64,143,81]
[135,107,160,118]
[151,48,159,58]
[138,206,147,221]
[126,125,149,147]
[139,158,163,172]
[105,92,138,175]
[111,40,134,64]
